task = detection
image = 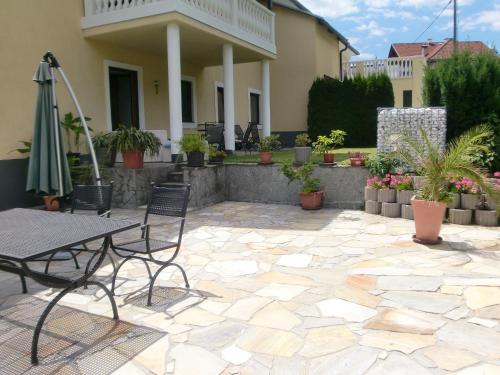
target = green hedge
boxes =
[307,75,394,147]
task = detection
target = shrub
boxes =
[179,134,208,154]
[280,162,320,193]
[312,130,346,154]
[365,152,405,177]
[110,126,161,155]
[308,75,394,147]
[295,133,311,147]
[258,135,282,152]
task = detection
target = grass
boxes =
[225,148,376,164]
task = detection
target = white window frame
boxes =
[248,88,263,129]
[214,81,224,123]
[104,60,146,131]
[182,75,198,129]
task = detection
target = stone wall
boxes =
[377,107,447,153]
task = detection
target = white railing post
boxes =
[84,0,96,16]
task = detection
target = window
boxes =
[109,67,139,130]
[250,92,261,125]
[403,90,413,108]
[181,80,194,123]
[217,86,224,123]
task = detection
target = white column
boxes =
[223,44,235,152]
[167,23,182,156]
[261,59,271,137]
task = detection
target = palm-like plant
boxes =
[396,125,497,203]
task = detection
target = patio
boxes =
[1,201,500,374]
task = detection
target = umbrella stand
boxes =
[43,51,101,186]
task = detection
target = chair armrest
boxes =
[99,210,112,218]
[141,224,150,240]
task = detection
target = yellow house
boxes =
[0,0,355,207]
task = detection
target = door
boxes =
[217,86,224,123]
[250,92,261,125]
[109,67,139,130]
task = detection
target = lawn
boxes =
[225,147,376,164]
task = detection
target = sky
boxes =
[299,0,500,60]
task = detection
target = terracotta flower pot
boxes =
[350,158,365,167]
[43,195,60,211]
[323,153,334,164]
[260,151,273,164]
[411,198,447,244]
[300,191,324,210]
[122,150,144,169]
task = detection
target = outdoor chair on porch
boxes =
[235,124,244,150]
[240,122,260,152]
[206,124,225,150]
[40,183,115,274]
[110,183,191,306]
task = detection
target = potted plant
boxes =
[377,173,397,203]
[349,152,367,167]
[294,133,312,165]
[475,195,498,226]
[395,174,415,205]
[208,145,227,164]
[110,126,161,169]
[281,162,323,210]
[365,176,382,214]
[258,135,281,164]
[447,177,462,209]
[313,130,346,164]
[60,112,92,166]
[455,176,481,209]
[92,132,116,168]
[179,134,208,167]
[397,125,498,244]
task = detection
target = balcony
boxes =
[82,0,276,54]
[342,57,418,80]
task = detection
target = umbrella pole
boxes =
[49,67,64,196]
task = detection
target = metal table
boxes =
[0,208,139,365]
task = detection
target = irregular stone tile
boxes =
[299,326,356,358]
[221,345,252,365]
[476,304,500,320]
[419,345,480,371]
[236,327,303,357]
[468,317,498,328]
[170,344,227,375]
[307,247,343,257]
[276,254,312,268]
[346,275,377,291]
[444,278,500,286]
[238,232,265,244]
[364,307,445,334]
[194,280,247,302]
[334,285,381,308]
[455,364,500,375]
[189,321,247,348]
[464,287,500,309]
[365,351,432,375]
[360,330,435,354]
[289,236,315,247]
[302,317,344,329]
[249,302,302,330]
[174,308,225,327]
[255,271,316,286]
[316,298,377,322]
[382,291,462,313]
[295,305,320,318]
[350,267,412,276]
[271,357,306,375]
[133,336,170,374]
[223,297,271,321]
[205,261,258,278]
[440,285,464,295]
[199,300,232,315]
[255,283,309,301]
[437,321,500,358]
[309,346,379,375]
[377,276,441,292]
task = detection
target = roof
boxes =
[389,40,492,60]
[271,0,359,55]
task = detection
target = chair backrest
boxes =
[242,124,252,144]
[146,184,191,219]
[206,125,224,144]
[249,122,260,143]
[235,125,244,140]
[71,183,113,215]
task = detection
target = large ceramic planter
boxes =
[378,189,396,203]
[447,193,461,209]
[122,150,144,169]
[260,152,273,165]
[401,204,414,220]
[300,191,324,210]
[397,190,415,205]
[187,151,205,167]
[449,209,473,225]
[43,195,60,211]
[381,202,401,218]
[294,147,311,165]
[365,200,381,215]
[323,153,335,164]
[364,187,379,201]
[461,193,480,210]
[475,210,498,227]
[411,198,447,244]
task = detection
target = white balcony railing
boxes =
[342,57,414,80]
[82,0,276,54]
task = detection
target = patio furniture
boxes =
[206,124,225,150]
[235,124,244,150]
[0,208,139,365]
[111,183,191,306]
[241,122,260,152]
[40,183,114,275]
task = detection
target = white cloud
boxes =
[300,0,359,18]
[357,20,395,37]
[351,52,377,61]
[461,8,500,31]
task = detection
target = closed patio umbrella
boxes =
[26,60,73,197]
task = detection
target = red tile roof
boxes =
[389,40,493,60]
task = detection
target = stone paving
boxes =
[2,202,500,374]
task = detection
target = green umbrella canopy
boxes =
[26,61,73,197]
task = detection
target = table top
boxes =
[0,208,139,261]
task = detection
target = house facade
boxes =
[343,39,493,109]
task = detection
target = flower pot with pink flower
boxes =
[377,174,397,203]
[395,174,415,205]
[454,177,481,209]
[365,176,381,201]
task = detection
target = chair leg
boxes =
[111,257,132,295]
[70,251,80,270]
[20,274,27,294]
[170,262,190,289]
[147,262,189,306]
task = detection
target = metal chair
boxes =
[235,125,244,150]
[241,122,260,152]
[111,183,191,306]
[206,124,225,150]
[41,183,114,274]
